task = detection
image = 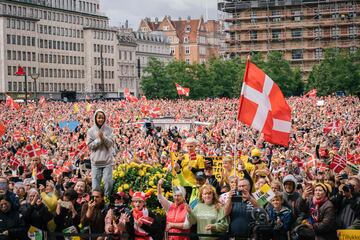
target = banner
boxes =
[204,156,224,181]
[58,121,80,132]
[337,230,360,240]
[252,183,275,206]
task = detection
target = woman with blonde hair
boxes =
[187,184,229,240]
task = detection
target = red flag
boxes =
[330,154,347,173]
[15,66,26,75]
[175,83,190,96]
[124,88,138,102]
[346,151,360,165]
[16,148,26,157]
[13,130,22,141]
[305,155,317,169]
[25,143,42,158]
[45,160,55,170]
[149,107,161,118]
[0,123,6,137]
[237,60,291,146]
[323,120,340,134]
[304,89,317,98]
[5,95,20,110]
[39,96,46,105]
[9,156,20,167]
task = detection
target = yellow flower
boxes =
[118,186,123,192]
[149,181,154,187]
[123,184,129,190]
[138,170,145,176]
[119,171,125,178]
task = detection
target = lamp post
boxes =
[30,73,40,102]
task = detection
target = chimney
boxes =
[178,17,182,21]
[125,20,128,29]
[155,17,159,23]
[187,16,191,22]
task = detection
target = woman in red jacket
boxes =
[157,179,190,240]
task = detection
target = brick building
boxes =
[218,0,360,73]
[138,16,222,64]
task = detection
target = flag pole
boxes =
[234,55,251,174]
[238,55,251,120]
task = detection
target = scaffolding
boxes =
[218,0,360,74]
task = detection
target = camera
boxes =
[109,203,130,221]
[343,184,354,193]
[232,190,242,202]
[339,173,348,180]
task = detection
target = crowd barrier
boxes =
[31,229,360,240]
[37,231,255,240]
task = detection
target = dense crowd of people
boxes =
[0,95,359,240]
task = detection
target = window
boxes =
[315,48,323,59]
[8,82,12,91]
[185,46,190,55]
[170,47,175,55]
[185,25,191,32]
[184,36,189,43]
[331,26,340,38]
[185,58,190,64]
[272,29,281,40]
[162,25,169,31]
[250,30,257,40]
[349,25,357,38]
[292,49,303,60]
[272,10,281,22]
[292,29,303,38]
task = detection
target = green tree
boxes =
[141,58,175,99]
[308,49,360,96]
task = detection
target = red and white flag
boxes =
[149,107,161,118]
[25,143,42,158]
[5,95,20,110]
[237,60,291,146]
[124,88,138,102]
[323,120,340,134]
[346,151,360,165]
[330,154,347,173]
[304,89,317,98]
[9,156,20,167]
[39,96,46,105]
[45,160,55,170]
[175,83,190,96]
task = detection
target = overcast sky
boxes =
[102,0,218,29]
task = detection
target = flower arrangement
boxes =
[113,162,173,213]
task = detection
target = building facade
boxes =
[0,0,118,100]
[138,16,222,64]
[134,31,172,80]
[218,0,360,73]
[116,30,138,97]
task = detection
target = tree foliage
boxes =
[140,50,358,99]
[307,49,360,96]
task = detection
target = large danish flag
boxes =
[237,61,291,146]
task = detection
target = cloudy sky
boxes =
[102,0,218,29]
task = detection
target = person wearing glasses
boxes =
[180,138,205,186]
